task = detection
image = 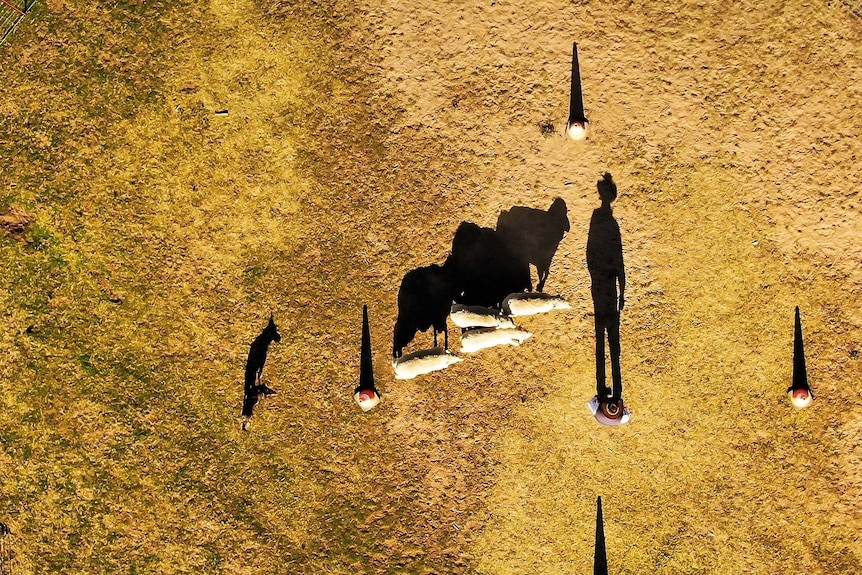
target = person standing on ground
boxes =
[586,173,626,409]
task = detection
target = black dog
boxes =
[241,314,281,431]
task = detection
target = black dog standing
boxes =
[241,314,281,431]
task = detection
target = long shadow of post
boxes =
[567,42,589,138]
[594,496,608,575]
[586,174,626,401]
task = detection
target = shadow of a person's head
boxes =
[597,173,617,205]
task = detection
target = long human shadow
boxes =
[392,199,570,358]
[586,174,626,403]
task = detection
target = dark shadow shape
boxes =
[449,221,531,308]
[355,304,380,397]
[392,262,460,358]
[594,496,608,575]
[392,206,568,357]
[567,42,589,132]
[586,174,625,401]
[241,314,281,430]
[789,306,813,396]
[496,198,570,292]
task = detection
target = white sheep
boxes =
[502,292,572,317]
[460,327,532,353]
[450,304,516,330]
[393,347,463,380]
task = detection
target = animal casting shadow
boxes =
[392,199,569,357]
[241,314,281,430]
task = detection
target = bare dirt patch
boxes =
[0,208,31,240]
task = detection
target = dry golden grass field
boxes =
[1,0,861,573]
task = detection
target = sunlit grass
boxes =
[473,164,861,574]
[0,1,355,573]
[2,0,861,574]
